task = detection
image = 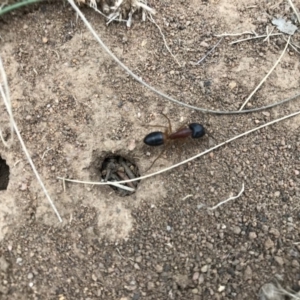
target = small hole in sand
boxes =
[100,155,140,197]
[0,157,9,191]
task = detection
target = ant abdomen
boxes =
[144,131,165,146]
[189,123,205,139]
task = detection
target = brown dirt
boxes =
[0,1,300,299]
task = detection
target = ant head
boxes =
[189,123,205,139]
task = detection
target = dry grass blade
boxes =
[67,0,299,115]
[207,183,245,210]
[288,0,300,24]
[57,109,300,186]
[0,57,62,223]
[239,36,290,111]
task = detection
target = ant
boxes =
[143,113,206,170]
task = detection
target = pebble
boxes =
[274,256,284,266]
[201,265,208,273]
[269,228,280,238]
[244,266,252,280]
[274,191,280,197]
[135,256,142,263]
[200,41,209,47]
[249,232,257,239]
[292,259,300,268]
[155,265,163,273]
[193,272,199,281]
[199,274,204,284]
[218,285,225,292]
[27,273,34,280]
[147,282,155,290]
[232,226,241,235]
[228,81,237,90]
[264,237,274,250]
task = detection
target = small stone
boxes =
[201,265,208,273]
[264,237,274,250]
[244,265,252,280]
[274,191,280,197]
[193,272,199,281]
[92,274,97,281]
[155,265,163,273]
[274,256,284,266]
[27,273,33,280]
[232,226,241,235]
[269,228,280,238]
[0,256,9,272]
[51,166,56,171]
[174,274,191,289]
[191,288,198,294]
[42,37,48,43]
[147,282,155,290]
[249,232,257,239]
[228,81,237,90]
[200,41,209,47]
[134,263,140,270]
[16,257,22,265]
[292,259,300,268]
[127,139,136,151]
[198,274,204,284]
[295,170,299,175]
[218,285,225,292]
[135,256,142,263]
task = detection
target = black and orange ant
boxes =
[143,113,206,170]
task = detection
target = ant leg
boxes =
[146,125,169,129]
[161,113,172,133]
[146,141,171,172]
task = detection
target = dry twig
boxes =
[207,183,245,210]
[239,36,290,110]
[0,57,62,222]
[58,109,300,186]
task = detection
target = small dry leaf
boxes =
[272,18,298,35]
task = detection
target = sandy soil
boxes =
[0,0,300,299]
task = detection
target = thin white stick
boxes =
[239,36,290,111]
[0,55,13,142]
[66,0,298,115]
[148,14,181,66]
[230,33,282,45]
[207,183,245,210]
[195,37,223,65]
[0,57,62,223]
[288,0,300,24]
[215,31,255,37]
[57,109,300,185]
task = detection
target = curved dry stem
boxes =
[67,0,299,115]
[0,57,62,223]
[57,109,300,186]
[239,36,290,111]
